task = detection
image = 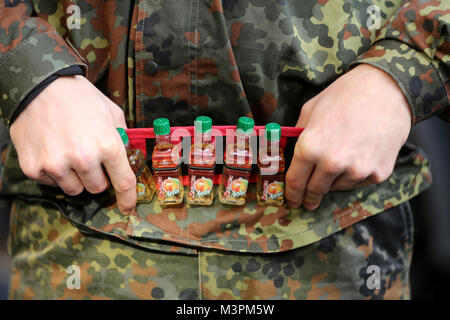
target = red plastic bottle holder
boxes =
[125,126,303,185]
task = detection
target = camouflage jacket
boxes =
[0,0,449,254]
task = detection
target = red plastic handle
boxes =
[125,126,303,185]
[126,126,303,156]
[126,126,302,138]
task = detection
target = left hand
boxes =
[285,64,412,210]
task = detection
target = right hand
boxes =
[10,75,137,215]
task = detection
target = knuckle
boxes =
[19,160,39,180]
[293,148,313,165]
[22,168,40,180]
[43,159,66,179]
[322,156,343,174]
[64,185,84,196]
[100,139,123,159]
[296,136,319,163]
[285,188,300,200]
[372,168,392,184]
[285,174,295,186]
[116,174,136,193]
[285,175,304,191]
[307,185,325,196]
[347,166,368,182]
[301,99,314,114]
[285,191,302,205]
[88,181,109,194]
[71,151,95,173]
[285,193,301,207]
[112,106,126,121]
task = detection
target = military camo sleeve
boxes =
[349,0,450,124]
[0,0,87,129]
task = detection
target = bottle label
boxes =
[159,176,181,198]
[137,183,146,197]
[224,176,248,199]
[136,165,155,203]
[262,180,284,201]
[190,176,213,198]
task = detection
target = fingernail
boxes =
[303,202,319,211]
[287,202,300,209]
[122,207,136,216]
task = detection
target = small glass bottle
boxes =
[117,127,155,203]
[218,116,254,206]
[152,118,184,206]
[187,116,215,206]
[257,123,285,206]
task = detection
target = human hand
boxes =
[10,75,137,215]
[285,64,412,210]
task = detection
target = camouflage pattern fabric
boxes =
[8,197,413,300]
[0,140,431,255]
[0,1,448,129]
[0,0,449,299]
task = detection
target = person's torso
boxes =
[35,0,400,127]
[0,0,431,255]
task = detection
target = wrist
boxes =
[348,39,447,124]
[353,63,412,127]
[11,66,84,126]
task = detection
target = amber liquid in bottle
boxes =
[219,130,253,206]
[187,134,215,205]
[152,131,184,206]
[117,128,155,204]
[256,139,285,206]
[127,147,155,203]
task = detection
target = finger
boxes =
[285,150,314,208]
[111,109,127,129]
[97,89,127,129]
[329,169,370,191]
[333,169,391,191]
[302,164,341,211]
[74,162,111,194]
[107,101,128,129]
[296,97,317,128]
[330,176,373,191]
[296,105,311,128]
[102,146,137,215]
[37,172,58,187]
[48,169,85,196]
[347,178,375,190]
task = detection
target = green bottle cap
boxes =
[237,117,254,134]
[194,116,212,133]
[265,123,281,141]
[116,127,129,145]
[153,118,171,136]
